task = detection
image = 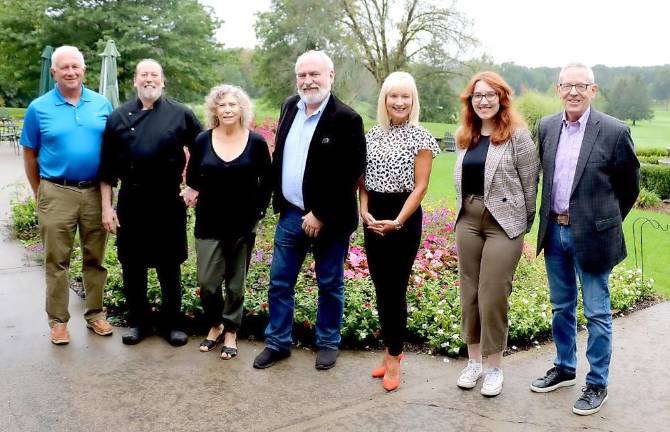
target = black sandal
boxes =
[199,330,224,352]
[221,331,238,360]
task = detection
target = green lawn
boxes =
[627,107,670,150]
[426,152,670,298]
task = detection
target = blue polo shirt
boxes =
[20,86,113,181]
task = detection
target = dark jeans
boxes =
[264,206,349,352]
[122,261,182,330]
[364,191,422,356]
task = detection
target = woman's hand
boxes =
[367,219,396,237]
[102,205,120,234]
[180,187,199,207]
[361,210,377,227]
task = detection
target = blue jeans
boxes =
[264,207,349,352]
[544,221,612,388]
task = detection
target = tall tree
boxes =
[339,0,474,85]
[0,0,223,107]
[606,75,654,126]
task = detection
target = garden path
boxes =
[0,144,668,432]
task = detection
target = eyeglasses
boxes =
[471,92,498,102]
[558,83,592,92]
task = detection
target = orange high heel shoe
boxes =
[382,354,403,392]
[372,352,404,378]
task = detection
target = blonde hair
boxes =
[376,71,420,129]
[203,84,254,129]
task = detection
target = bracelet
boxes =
[392,219,403,230]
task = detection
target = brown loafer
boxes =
[86,319,114,336]
[50,323,70,345]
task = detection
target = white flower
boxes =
[437,329,444,335]
[440,342,448,348]
[437,309,444,314]
[422,323,428,329]
[372,310,378,316]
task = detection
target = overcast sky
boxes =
[201,0,669,68]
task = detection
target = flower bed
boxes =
[11,198,654,356]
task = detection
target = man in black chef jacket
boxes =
[99,59,201,346]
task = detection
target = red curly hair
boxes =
[455,71,526,149]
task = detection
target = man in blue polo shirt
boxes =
[20,45,114,345]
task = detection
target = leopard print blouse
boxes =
[364,123,440,193]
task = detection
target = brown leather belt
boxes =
[550,212,570,226]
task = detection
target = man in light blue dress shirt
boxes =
[253,50,366,370]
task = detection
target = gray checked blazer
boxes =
[536,109,640,273]
[454,128,540,239]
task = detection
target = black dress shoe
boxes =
[164,329,188,347]
[315,348,338,370]
[122,327,149,345]
[253,347,290,369]
[530,366,576,393]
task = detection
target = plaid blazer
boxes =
[454,128,540,239]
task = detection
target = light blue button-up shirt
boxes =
[551,107,590,214]
[281,94,331,210]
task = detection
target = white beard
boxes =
[298,86,329,106]
[138,86,162,102]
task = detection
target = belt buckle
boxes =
[556,214,569,225]
[76,180,92,188]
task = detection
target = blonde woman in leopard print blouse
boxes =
[359,71,440,392]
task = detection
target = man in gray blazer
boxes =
[529,63,640,415]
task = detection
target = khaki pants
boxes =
[455,196,524,356]
[37,180,108,327]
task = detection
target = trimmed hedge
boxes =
[636,148,668,157]
[641,163,670,199]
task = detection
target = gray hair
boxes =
[295,50,334,73]
[559,62,595,84]
[51,45,85,68]
[135,58,164,79]
[204,84,254,129]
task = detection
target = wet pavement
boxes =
[0,145,667,432]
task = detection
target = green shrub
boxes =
[640,163,670,199]
[10,196,39,243]
[636,188,662,208]
[515,90,562,141]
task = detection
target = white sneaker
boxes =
[481,367,504,396]
[457,359,482,389]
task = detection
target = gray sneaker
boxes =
[573,384,608,415]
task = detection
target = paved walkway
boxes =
[0,144,668,432]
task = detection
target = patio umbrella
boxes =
[38,45,55,96]
[99,40,120,108]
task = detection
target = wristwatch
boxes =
[392,219,403,230]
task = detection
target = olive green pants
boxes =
[195,236,253,330]
[456,196,524,356]
[37,180,108,327]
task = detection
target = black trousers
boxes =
[122,261,182,330]
[364,191,422,356]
